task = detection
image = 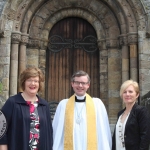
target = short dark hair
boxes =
[19,67,44,92]
[71,70,90,82]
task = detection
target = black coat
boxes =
[112,103,150,150]
[0,93,53,150]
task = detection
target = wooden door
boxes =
[46,17,99,102]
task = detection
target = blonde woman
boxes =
[112,80,150,150]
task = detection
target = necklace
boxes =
[22,93,37,103]
[120,110,131,123]
[75,103,85,124]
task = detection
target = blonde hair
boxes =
[120,80,139,98]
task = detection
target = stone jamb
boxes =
[119,34,129,82]
[127,32,138,81]
[98,39,108,110]
[18,33,29,92]
[10,31,21,96]
[106,38,122,124]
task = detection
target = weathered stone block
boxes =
[0,37,11,44]
[122,59,129,71]
[0,57,10,65]
[100,73,107,79]
[100,64,107,72]
[108,90,120,98]
[2,78,9,91]
[108,49,121,58]
[108,78,121,90]
[130,45,137,57]
[130,58,137,68]
[100,91,108,99]
[3,65,9,78]
[141,40,150,54]
[100,50,108,57]
[39,60,46,68]
[100,83,107,91]
[100,57,107,64]
[41,29,49,40]
[109,97,122,104]
[39,49,46,56]
[108,58,121,71]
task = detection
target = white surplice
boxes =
[52,97,112,150]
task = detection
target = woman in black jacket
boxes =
[112,80,150,150]
[0,67,53,150]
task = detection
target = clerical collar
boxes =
[75,95,86,102]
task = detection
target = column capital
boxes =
[127,32,138,45]
[27,38,41,49]
[106,38,119,49]
[21,33,29,45]
[11,31,21,44]
[97,39,106,50]
[119,34,128,46]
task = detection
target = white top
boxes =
[115,113,130,150]
[52,97,112,150]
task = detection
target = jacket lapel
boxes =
[124,103,138,131]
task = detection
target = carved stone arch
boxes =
[12,1,29,31]
[126,0,147,31]
[116,0,137,33]
[2,0,56,33]
[98,0,127,35]
[4,0,123,50]
[13,0,47,32]
[104,0,144,33]
[10,1,27,31]
[39,8,106,49]
[2,0,147,36]
[27,2,120,49]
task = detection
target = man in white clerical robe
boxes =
[52,70,112,150]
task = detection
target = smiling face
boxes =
[122,85,139,105]
[24,76,40,96]
[71,76,90,96]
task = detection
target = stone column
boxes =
[18,33,29,92]
[119,34,129,82]
[98,39,108,110]
[19,33,29,76]
[27,39,40,67]
[106,39,122,124]
[10,31,21,96]
[127,32,138,81]
[38,39,48,98]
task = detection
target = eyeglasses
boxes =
[26,79,39,84]
[73,81,89,86]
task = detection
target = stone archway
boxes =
[0,0,149,124]
[27,4,121,123]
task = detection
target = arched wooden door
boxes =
[46,17,100,102]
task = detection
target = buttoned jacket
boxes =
[0,93,53,150]
[112,103,150,150]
